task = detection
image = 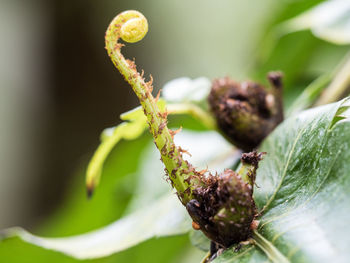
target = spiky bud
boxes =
[186,151,263,248]
[208,72,284,152]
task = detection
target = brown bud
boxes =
[208,72,284,152]
[186,167,258,248]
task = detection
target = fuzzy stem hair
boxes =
[104,10,202,204]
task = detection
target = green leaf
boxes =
[85,98,168,194]
[85,107,148,194]
[0,194,191,260]
[214,98,350,262]
[281,0,350,44]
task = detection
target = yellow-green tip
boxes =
[116,10,148,43]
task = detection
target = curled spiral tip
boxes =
[121,17,148,43]
[104,9,195,205]
[113,10,148,43]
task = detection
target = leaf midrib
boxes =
[253,230,290,263]
[259,147,341,230]
[260,126,305,213]
[260,107,342,228]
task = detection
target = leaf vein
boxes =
[261,127,305,213]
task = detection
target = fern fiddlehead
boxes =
[104,10,203,205]
[103,10,262,250]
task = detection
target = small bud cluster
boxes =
[208,72,284,152]
[186,152,263,248]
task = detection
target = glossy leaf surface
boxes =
[0,195,191,259]
[214,99,350,262]
[282,0,350,44]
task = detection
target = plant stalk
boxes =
[104,10,202,204]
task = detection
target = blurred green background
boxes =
[0,0,348,262]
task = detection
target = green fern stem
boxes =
[104,10,202,204]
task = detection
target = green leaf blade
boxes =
[0,194,191,260]
[281,0,350,44]
[215,98,350,262]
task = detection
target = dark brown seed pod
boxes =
[208,72,284,152]
[187,170,256,247]
[186,151,263,248]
